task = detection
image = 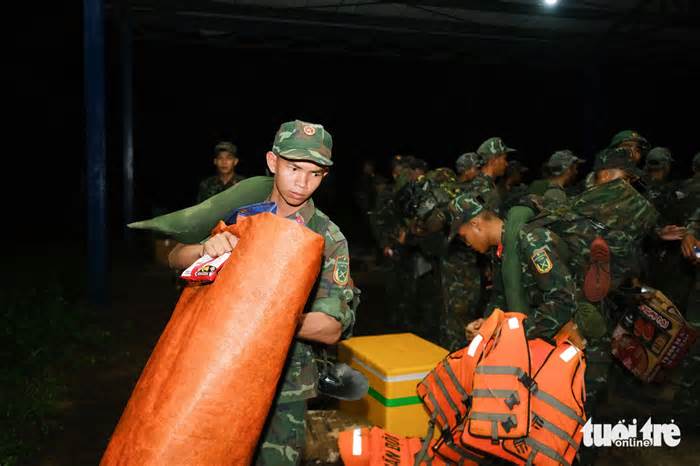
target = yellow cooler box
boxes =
[338,333,448,437]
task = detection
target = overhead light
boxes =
[544,0,558,5]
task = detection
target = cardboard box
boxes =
[611,288,697,383]
[338,333,448,437]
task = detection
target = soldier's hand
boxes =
[383,246,395,258]
[202,231,239,258]
[681,234,700,264]
[657,225,687,241]
[465,318,485,342]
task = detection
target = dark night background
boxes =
[4,2,700,464]
[8,6,700,246]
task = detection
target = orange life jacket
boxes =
[417,309,587,466]
[460,314,587,466]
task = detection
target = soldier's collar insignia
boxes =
[531,247,553,274]
[333,255,350,285]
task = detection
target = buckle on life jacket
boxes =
[504,391,520,410]
[518,372,538,393]
[501,416,518,434]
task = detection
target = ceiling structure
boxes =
[107,0,700,64]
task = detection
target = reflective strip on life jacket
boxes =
[532,390,585,426]
[524,437,571,466]
[531,412,579,450]
[442,359,470,405]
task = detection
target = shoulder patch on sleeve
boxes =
[333,255,350,285]
[531,247,553,274]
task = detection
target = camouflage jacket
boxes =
[486,223,577,340]
[465,173,501,213]
[197,173,246,203]
[277,199,357,403]
[687,207,700,237]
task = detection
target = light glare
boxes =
[544,0,558,5]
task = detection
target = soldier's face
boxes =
[266,152,327,207]
[458,221,490,254]
[493,154,509,177]
[214,151,238,175]
[646,167,669,182]
[621,142,642,165]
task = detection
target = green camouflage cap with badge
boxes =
[447,193,485,242]
[477,137,516,161]
[546,149,585,176]
[608,130,650,149]
[644,147,674,169]
[455,152,482,174]
[214,141,238,156]
[593,147,644,177]
[272,120,333,166]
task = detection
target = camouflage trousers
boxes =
[253,399,307,466]
[438,251,482,351]
[583,334,613,415]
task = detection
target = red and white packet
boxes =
[181,252,231,282]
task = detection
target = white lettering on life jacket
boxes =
[560,346,578,363]
[352,428,362,456]
[508,317,520,330]
[468,334,484,357]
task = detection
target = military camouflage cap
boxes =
[455,152,482,174]
[214,141,238,156]
[593,147,644,177]
[545,149,585,176]
[608,130,650,149]
[477,137,516,161]
[272,120,333,166]
[644,147,674,169]
[693,152,700,172]
[447,193,485,242]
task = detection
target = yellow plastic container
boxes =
[338,333,448,437]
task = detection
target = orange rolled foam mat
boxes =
[101,212,324,466]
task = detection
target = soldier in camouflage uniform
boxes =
[448,195,577,340]
[498,160,531,212]
[398,166,482,349]
[471,137,515,213]
[528,150,585,203]
[197,141,247,202]
[608,129,650,165]
[369,156,429,333]
[455,152,482,183]
[170,121,357,466]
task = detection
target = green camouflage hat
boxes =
[477,137,516,161]
[608,130,649,149]
[644,147,674,169]
[546,149,585,176]
[447,193,485,241]
[272,120,333,166]
[455,152,482,174]
[593,147,644,177]
[214,141,237,156]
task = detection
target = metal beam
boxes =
[84,0,108,306]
